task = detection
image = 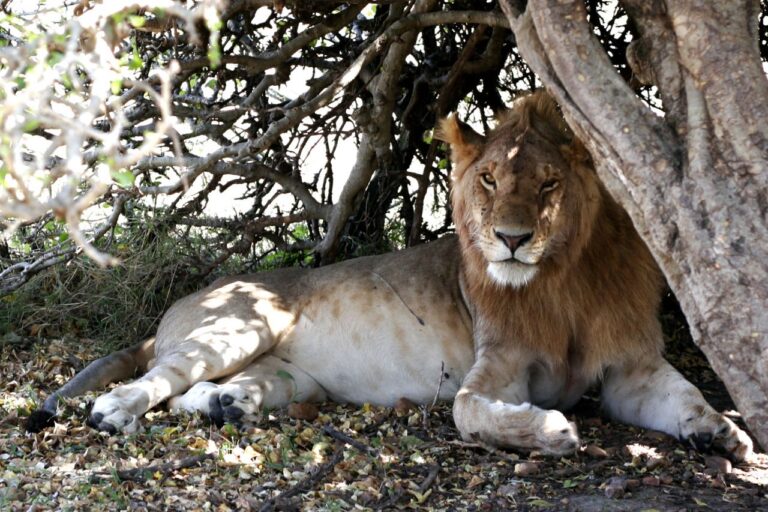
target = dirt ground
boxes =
[1,328,766,511]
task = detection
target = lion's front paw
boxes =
[535,409,581,455]
[88,395,140,434]
[681,411,753,462]
[455,396,580,455]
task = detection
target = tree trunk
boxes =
[501,0,768,451]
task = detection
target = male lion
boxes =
[28,92,752,460]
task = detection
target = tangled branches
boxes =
[5,1,760,298]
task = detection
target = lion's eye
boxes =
[540,179,559,195]
[480,173,496,190]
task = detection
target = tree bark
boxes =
[501,0,768,451]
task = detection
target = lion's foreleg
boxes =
[452,346,580,455]
[602,356,753,461]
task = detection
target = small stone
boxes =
[498,482,521,496]
[513,462,541,477]
[287,402,319,421]
[705,455,732,474]
[605,485,625,499]
[604,478,626,499]
[625,479,641,490]
[642,476,660,487]
[393,397,417,415]
[659,473,674,485]
[646,456,667,470]
[584,444,608,459]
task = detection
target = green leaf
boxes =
[129,40,143,70]
[437,158,448,170]
[111,169,135,188]
[111,79,123,95]
[563,479,578,488]
[22,119,40,132]
[207,43,221,69]
[47,51,64,66]
[61,73,73,90]
[58,232,69,242]
[128,15,146,27]
[221,423,238,437]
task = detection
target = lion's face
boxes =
[437,93,597,288]
[463,129,570,287]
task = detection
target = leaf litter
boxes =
[1,337,766,511]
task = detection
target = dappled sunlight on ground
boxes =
[0,337,766,510]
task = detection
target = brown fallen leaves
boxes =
[0,337,767,511]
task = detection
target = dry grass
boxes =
[0,224,205,350]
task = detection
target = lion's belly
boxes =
[271,275,475,406]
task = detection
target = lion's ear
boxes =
[435,114,485,173]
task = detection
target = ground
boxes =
[1,322,767,511]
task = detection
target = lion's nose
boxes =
[495,230,533,252]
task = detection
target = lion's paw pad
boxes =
[681,413,753,462]
[87,400,140,434]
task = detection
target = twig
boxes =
[258,448,344,512]
[90,453,214,482]
[321,424,377,455]
[432,361,446,407]
[418,464,441,494]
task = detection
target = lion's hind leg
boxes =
[168,354,326,427]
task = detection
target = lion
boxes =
[27,91,753,461]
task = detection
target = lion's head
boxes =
[437,91,601,289]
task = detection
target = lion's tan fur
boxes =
[32,91,753,461]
